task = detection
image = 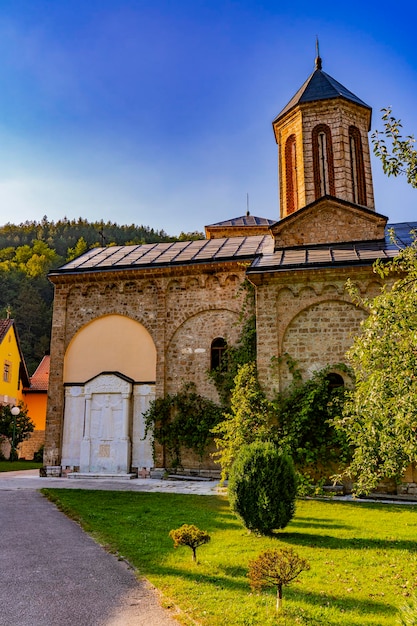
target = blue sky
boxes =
[0,0,416,236]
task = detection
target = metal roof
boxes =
[50,222,417,278]
[248,222,417,274]
[52,235,274,275]
[274,67,370,124]
[207,215,276,228]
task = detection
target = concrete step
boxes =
[67,473,137,480]
[167,474,215,482]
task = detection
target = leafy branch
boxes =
[143,383,223,469]
[372,107,417,187]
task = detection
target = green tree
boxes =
[13,279,52,374]
[228,441,297,534]
[169,524,211,562]
[248,548,310,612]
[143,383,223,469]
[66,236,89,261]
[334,243,417,494]
[212,362,273,481]
[0,404,34,460]
[372,107,417,187]
[208,312,257,407]
[275,362,351,470]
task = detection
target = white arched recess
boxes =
[61,315,156,475]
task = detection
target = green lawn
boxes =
[0,460,42,472]
[41,489,417,625]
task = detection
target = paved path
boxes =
[0,471,224,626]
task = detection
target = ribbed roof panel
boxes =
[274,68,370,123]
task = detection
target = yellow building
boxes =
[0,318,29,408]
[0,318,31,459]
[0,319,48,460]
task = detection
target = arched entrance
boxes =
[61,315,156,475]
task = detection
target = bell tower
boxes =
[273,52,375,220]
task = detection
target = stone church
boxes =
[44,55,416,480]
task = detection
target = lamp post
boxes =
[10,406,20,461]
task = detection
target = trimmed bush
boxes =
[228,441,297,534]
[248,547,310,612]
[169,524,211,562]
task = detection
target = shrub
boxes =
[144,383,223,468]
[273,360,352,470]
[33,445,44,463]
[228,441,297,534]
[169,524,211,562]
[248,548,310,612]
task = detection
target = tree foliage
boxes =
[143,383,223,468]
[208,279,257,407]
[275,360,352,469]
[0,404,35,459]
[228,441,297,534]
[248,548,310,612]
[0,216,201,256]
[334,243,417,494]
[212,362,273,480]
[169,524,211,562]
[372,107,417,187]
[213,359,350,484]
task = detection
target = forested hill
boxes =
[0,217,203,374]
[0,216,203,256]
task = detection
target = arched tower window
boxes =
[312,124,335,199]
[349,126,367,206]
[285,134,298,214]
[210,338,227,371]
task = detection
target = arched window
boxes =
[349,126,367,206]
[312,124,335,199]
[326,373,345,390]
[210,338,227,371]
[285,134,298,214]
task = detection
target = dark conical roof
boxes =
[207,215,275,228]
[274,60,371,124]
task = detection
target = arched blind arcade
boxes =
[285,134,298,215]
[349,126,367,206]
[312,124,335,199]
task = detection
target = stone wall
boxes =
[19,430,44,460]
[251,265,382,393]
[271,200,387,248]
[45,262,248,467]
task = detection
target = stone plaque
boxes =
[98,444,110,458]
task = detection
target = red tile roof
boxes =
[29,355,50,391]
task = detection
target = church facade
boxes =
[44,57,416,484]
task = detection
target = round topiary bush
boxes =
[228,441,297,534]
